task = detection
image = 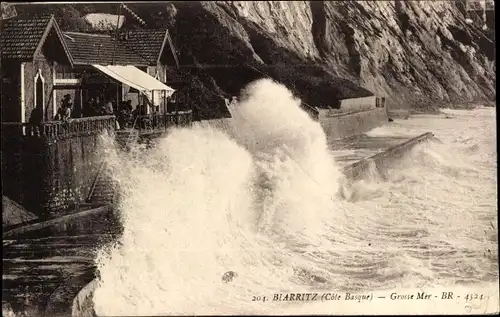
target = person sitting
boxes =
[125,100,133,112]
[54,94,72,122]
[136,104,151,130]
[85,97,98,117]
[104,99,114,115]
[55,105,71,122]
[116,102,127,129]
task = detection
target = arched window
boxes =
[34,69,45,115]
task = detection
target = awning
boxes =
[92,64,175,97]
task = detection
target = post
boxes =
[20,62,26,135]
[175,91,184,126]
[163,90,167,130]
[116,84,119,111]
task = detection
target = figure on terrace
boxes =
[54,94,72,121]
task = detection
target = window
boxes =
[54,63,80,85]
[55,63,76,79]
[33,69,45,114]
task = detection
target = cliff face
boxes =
[165,1,495,110]
[14,1,496,111]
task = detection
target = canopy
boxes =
[92,64,175,98]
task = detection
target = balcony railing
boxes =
[122,110,193,133]
[1,115,116,141]
[2,111,194,141]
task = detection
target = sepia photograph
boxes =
[1,1,498,316]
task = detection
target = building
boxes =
[116,28,180,112]
[61,30,151,117]
[1,14,75,123]
[1,14,178,125]
[1,13,192,217]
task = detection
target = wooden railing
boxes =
[130,110,193,133]
[1,115,116,141]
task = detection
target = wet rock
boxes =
[222,271,238,283]
[2,196,38,228]
[71,279,97,317]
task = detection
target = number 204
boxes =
[252,296,267,302]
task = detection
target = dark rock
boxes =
[222,271,238,283]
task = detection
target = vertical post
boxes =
[52,62,57,118]
[163,90,167,130]
[175,90,185,126]
[116,84,119,112]
[20,62,26,135]
[80,88,83,118]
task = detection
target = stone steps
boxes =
[88,171,116,205]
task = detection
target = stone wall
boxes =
[2,136,46,215]
[387,109,410,119]
[318,107,388,140]
[198,103,388,141]
[2,132,105,218]
[42,134,105,216]
[338,96,378,112]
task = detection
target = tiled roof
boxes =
[63,32,149,66]
[118,29,166,64]
[1,14,52,59]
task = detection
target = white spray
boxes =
[92,79,344,315]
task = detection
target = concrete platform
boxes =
[2,206,120,316]
[2,234,117,316]
[329,134,413,168]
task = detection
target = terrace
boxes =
[1,111,193,142]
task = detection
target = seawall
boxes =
[2,112,193,219]
[198,96,389,140]
[1,120,113,218]
[338,96,378,112]
[318,107,388,140]
[342,132,437,181]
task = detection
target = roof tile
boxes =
[118,29,166,64]
[63,32,149,66]
[1,15,52,59]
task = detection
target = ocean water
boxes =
[90,80,498,315]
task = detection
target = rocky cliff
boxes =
[15,1,496,112]
[164,0,496,111]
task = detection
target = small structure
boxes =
[117,28,180,112]
[1,14,181,127]
[1,14,75,124]
[62,31,176,120]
